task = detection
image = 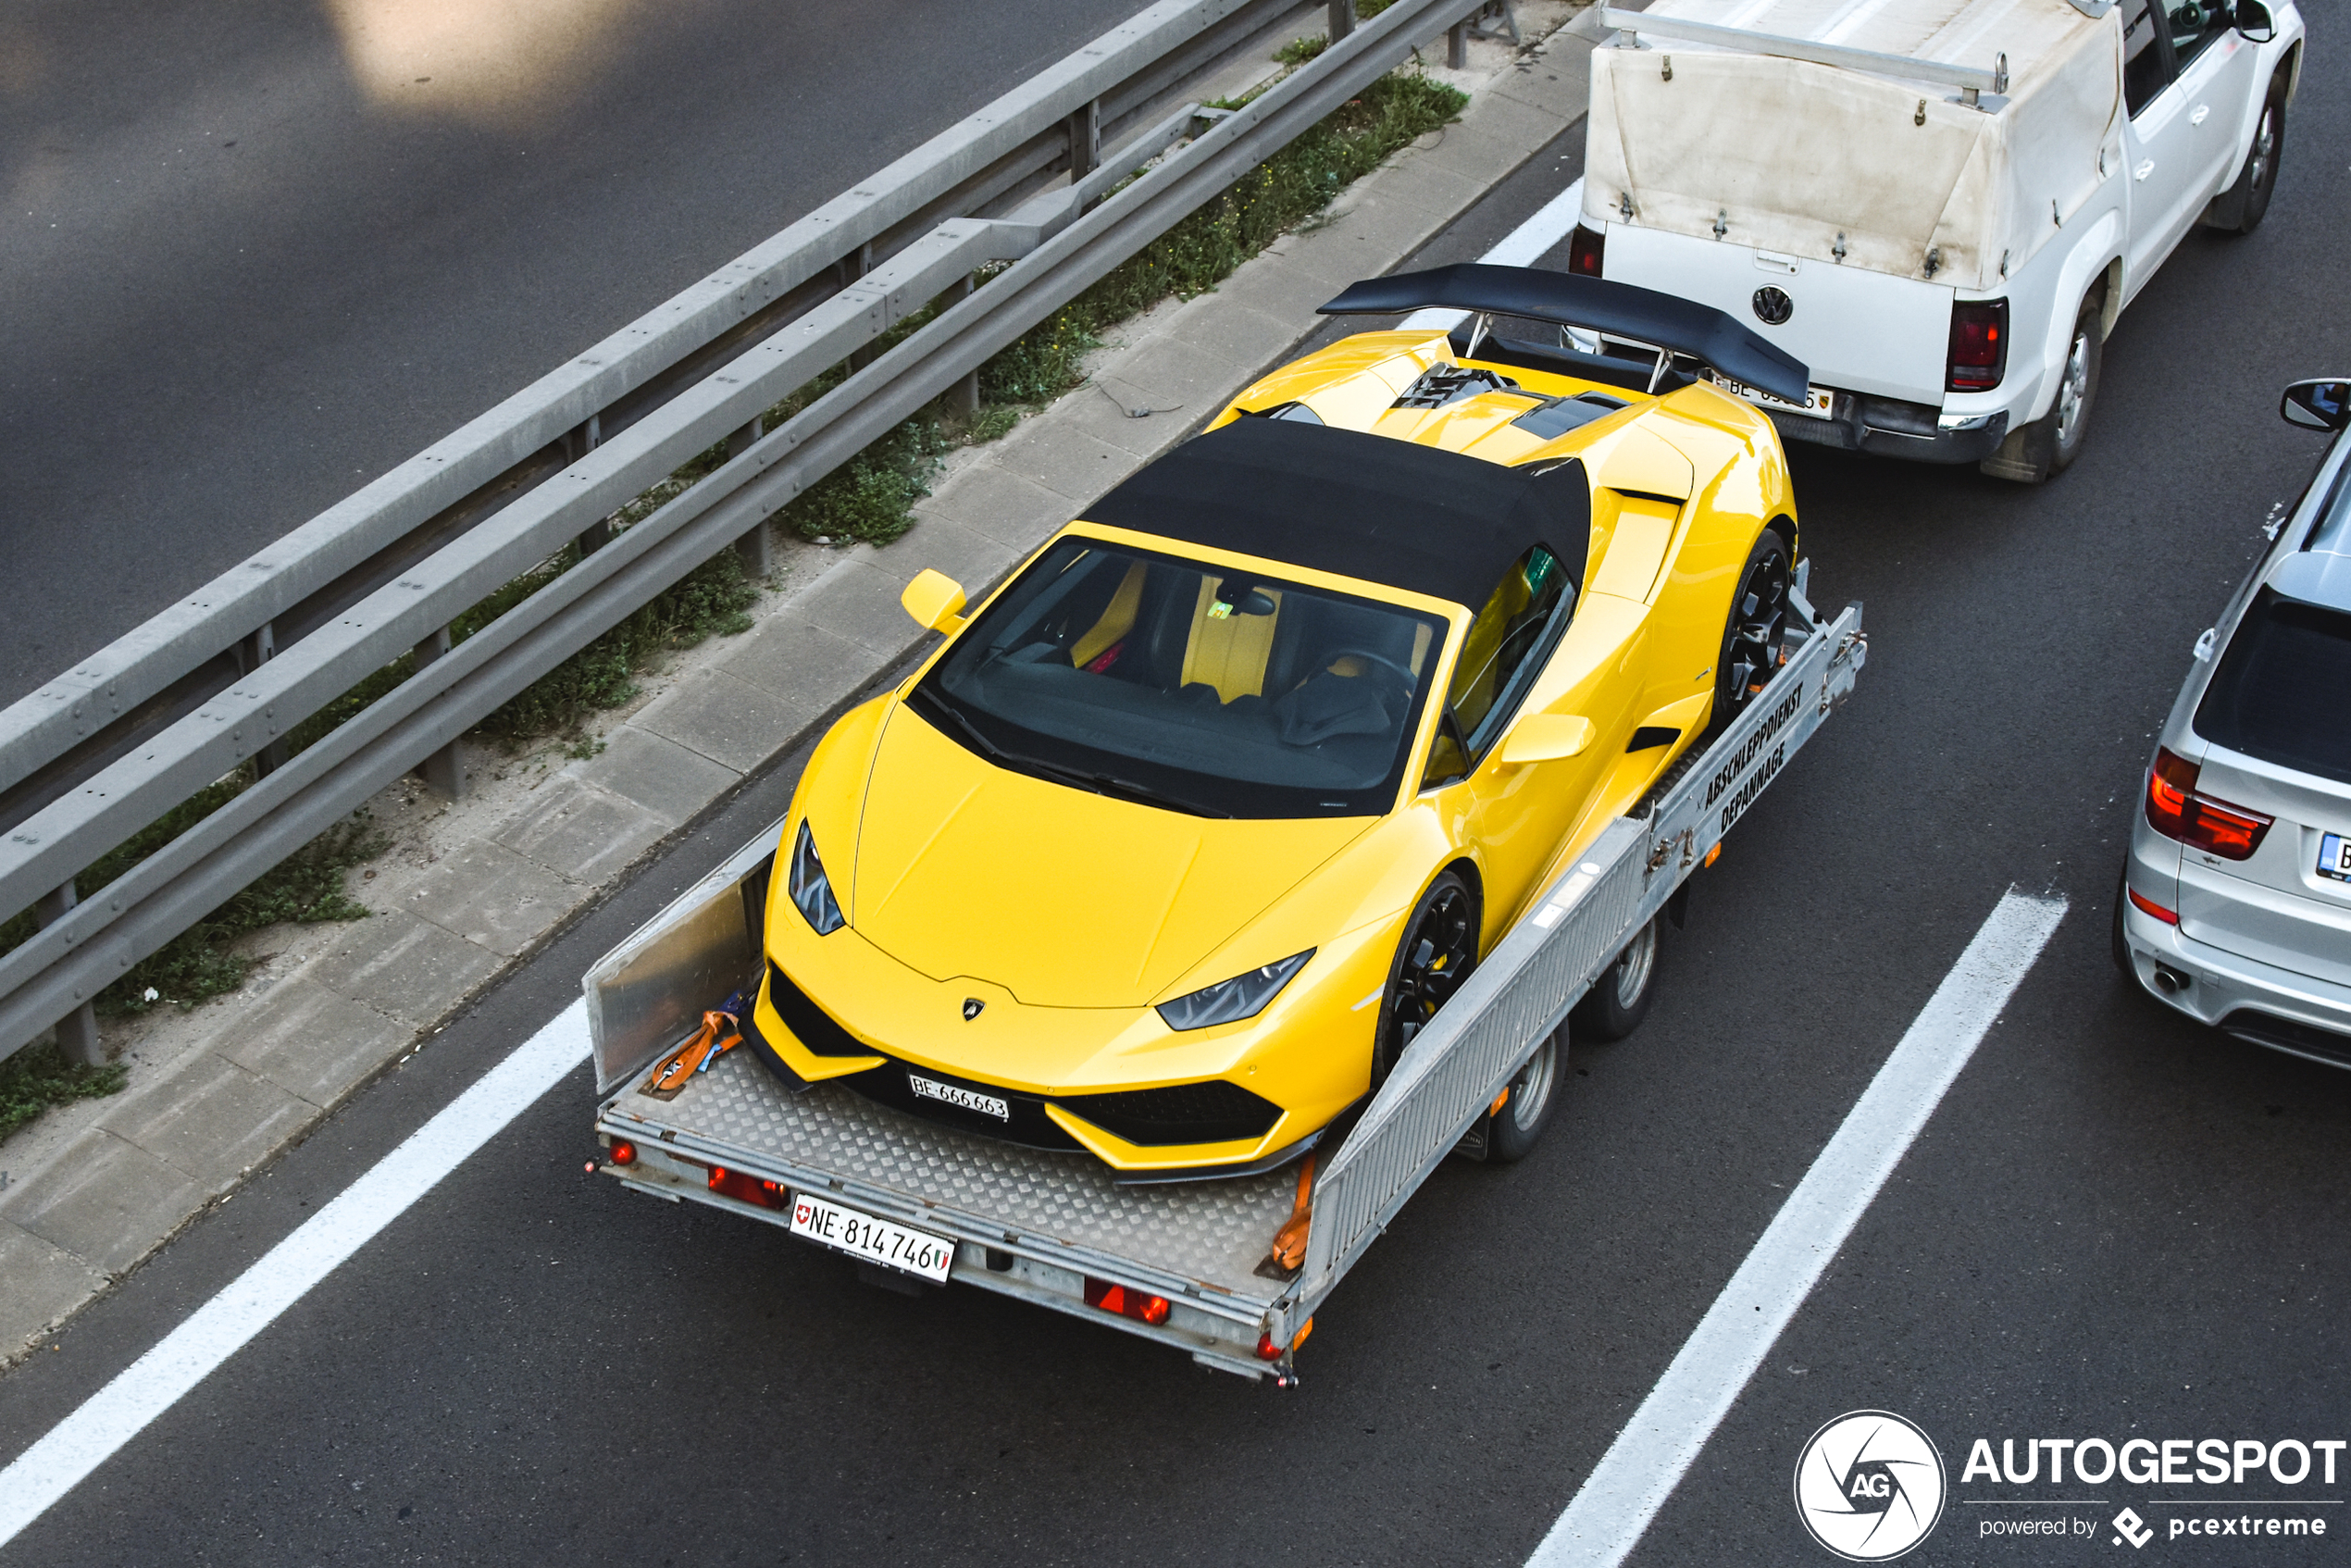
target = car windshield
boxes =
[2195,588,2351,786]
[910,537,1447,817]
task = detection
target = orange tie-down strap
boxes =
[1265,1155,1315,1274]
[639,1010,742,1101]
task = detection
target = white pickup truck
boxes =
[1572,0,2305,481]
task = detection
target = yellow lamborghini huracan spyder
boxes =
[745,265,1810,1180]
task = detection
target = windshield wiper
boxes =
[911,691,1229,818]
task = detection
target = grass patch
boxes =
[1275,34,1329,66]
[0,1041,128,1147]
[978,69,1465,411]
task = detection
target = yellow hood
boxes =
[847,707,1369,1007]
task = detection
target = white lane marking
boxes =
[0,1002,591,1549]
[1402,178,1586,332]
[1526,889,2068,1568]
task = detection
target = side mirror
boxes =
[2280,379,2351,432]
[900,567,968,632]
[2234,0,2275,42]
[1499,713,1594,765]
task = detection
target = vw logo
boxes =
[962,998,985,1021]
[1752,285,1795,326]
[1793,1410,1946,1561]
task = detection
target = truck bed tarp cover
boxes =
[1588,0,2121,292]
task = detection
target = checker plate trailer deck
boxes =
[585,592,1864,1382]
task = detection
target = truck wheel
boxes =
[1483,1028,1562,1164]
[1571,916,1658,1041]
[2205,77,2286,235]
[1374,870,1478,1090]
[1980,290,2102,484]
[1706,528,1791,737]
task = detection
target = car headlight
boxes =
[1155,950,1313,1032]
[787,820,845,935]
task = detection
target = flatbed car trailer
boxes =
[586,589,1865,1383]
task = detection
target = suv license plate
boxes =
[1711,373,1834,419]
[2320,832,2350,883]
[790,1192,956,1282]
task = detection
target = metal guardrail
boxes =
[1287,601,1868,1332]
[0,0,1498,1064]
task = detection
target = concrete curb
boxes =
[0,6,1602,1364]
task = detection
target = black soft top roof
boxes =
[1080,417,1589,611]
[1320,263,1811,406]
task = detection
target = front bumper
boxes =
[1765,393,2009,466]
[2119,898,2351,1068]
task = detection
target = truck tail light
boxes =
[2144,747,2273,860]
[1256,1316,1315,1360]
[608,1139,636,1166]
[1568,225,1606,278]
[1084,1276,1170,1325]
[1947,299,2008,392]
[709,1165,788,1210]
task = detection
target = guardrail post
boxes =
[1328,1,1355,43]
[1449,18,1469,67]
[844,244,880,371]
[944,275,980,419]
[234,621,289,776]
[727,419,772,579]
[1066,97,1101,184]
[571,415,611,557]
[36,883,103,1066]
[412,627,466,800]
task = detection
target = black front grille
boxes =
[1056,1079,1283,1146]
[2221,1011,2351,1068]
[766,963,873,1056]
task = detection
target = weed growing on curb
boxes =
[0,1042,128,1146]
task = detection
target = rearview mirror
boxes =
[2280,379,2351,432]
[1499,713,1594,765]
[2234,0,2275,43]
[900,567,968,632]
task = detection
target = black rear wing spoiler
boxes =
[1317,263,1812,407]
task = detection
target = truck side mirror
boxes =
[2233,0,2275,43]
[1499,713,1595,765]
[900,568,968,632]
[2280,380,2351,432]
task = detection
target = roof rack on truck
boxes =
[584,585,1865,1383]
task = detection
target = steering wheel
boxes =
[1321,647,1417,690]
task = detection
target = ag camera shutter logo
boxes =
[1794,1410,1947,1561]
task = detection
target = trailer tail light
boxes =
[708,1165,787,1210]
[1568,225,1606,278]
[2144,747,2273,860]
[2126,887,2179,926]
[1083,1277,1170,1325]
[1947,299,2008,391]
[608,1139,636,1166]
[1256,1316,1315,1360]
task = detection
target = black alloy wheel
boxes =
[1710,529,1791,736]
[1375,870,1479,1090]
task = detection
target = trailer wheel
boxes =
[1981,289,2102,484]
[1571,916,1659,1041]
[1706,528,1791,738]
[1483,1029,1562,1164]
[1374,870,1479,1090]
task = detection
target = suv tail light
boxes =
[1947,299,2009,392]
[2145,747,2273,860]
[1567,225,1606,278]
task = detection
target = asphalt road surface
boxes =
[0,0,1156,706]
[4,44,2349,1568]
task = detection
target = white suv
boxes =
[1576,0,2305,482]
[2117,379,2351,1066]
